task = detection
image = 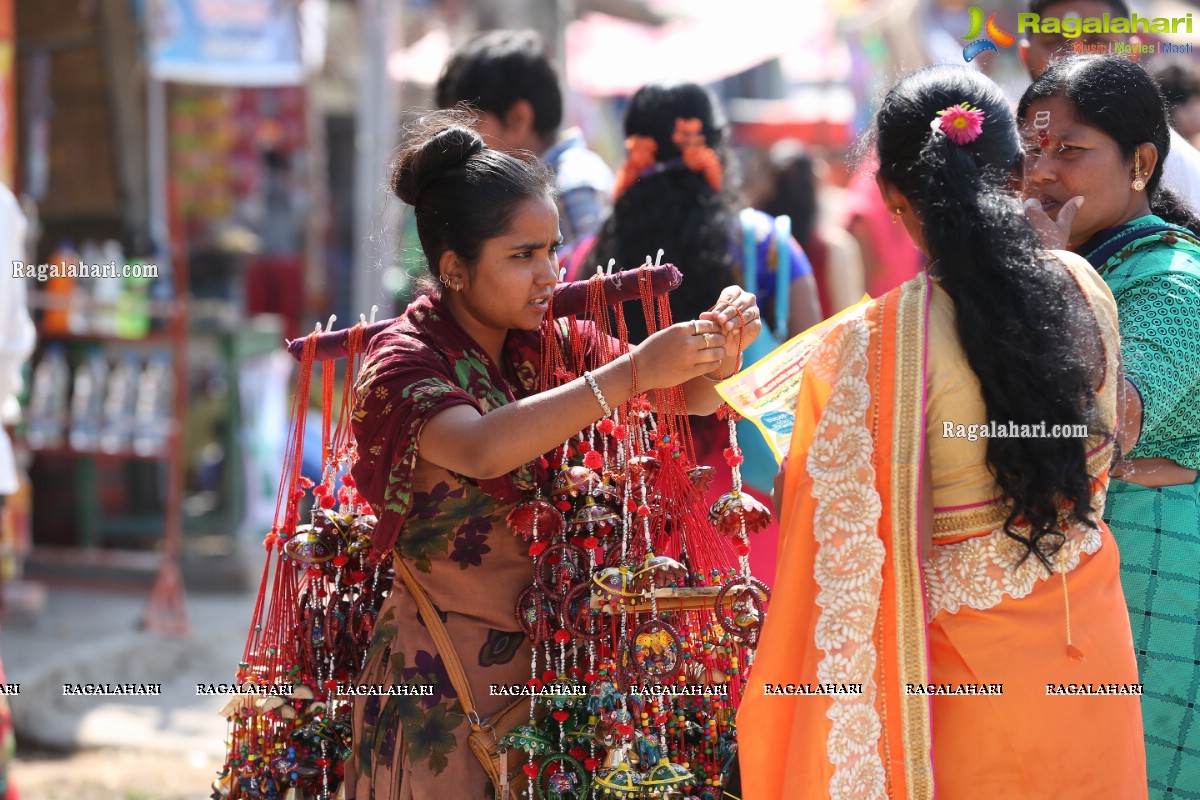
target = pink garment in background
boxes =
[843,164,924,297]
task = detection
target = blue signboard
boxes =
[148,0,303,86]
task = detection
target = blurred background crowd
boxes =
[0,4,1197,794]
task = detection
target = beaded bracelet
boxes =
[584,371,611,417]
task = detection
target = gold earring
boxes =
[439,273,451,287]
[891,207,903,224]
[1131,149,1146,192]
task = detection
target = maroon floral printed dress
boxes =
[346,295,603,799]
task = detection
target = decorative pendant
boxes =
[629,619,684,682]
[715,577,770,646]
[708,491,772,536]
[515,585,557,644]
[534,542,590,601]
[534,752,591,800]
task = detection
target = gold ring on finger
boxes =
[693,320,702,335]
[703,332,713,348]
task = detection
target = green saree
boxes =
[1085,215,1200,800]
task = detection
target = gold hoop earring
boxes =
[439,273,451,287]
[1132,149,1146,192]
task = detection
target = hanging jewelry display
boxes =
[215,260,769,799]
[499,260,772,799]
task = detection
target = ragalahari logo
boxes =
[962,8,1016,62]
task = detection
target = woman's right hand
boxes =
[1023,195,1084,250]
[633,320,728,391]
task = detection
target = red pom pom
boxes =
[319,494,337,509]
[733,537,751,556]
[583,450,604,470]
[597,419,615,435]
[556,500,573,512]
[298,477,315,489]
[539,456,549,469]
[542,669,558,683]
[553,630,571,644]
[360,503,373,516]
[313,484,328,497]
[340,474,356,487]
[636,505,651,518]
[323,679,339,690]
[529,541,548,557]
[576,441,591,454]
[526,679,543,691]
[582,536,599,549]
[569,746,587,760]
[727,454,744,467]
[523,763,539,777]
[612,425,627,439]
[568,666,583,678]
[626,499,639,513]
[616,723,634,736]
[332,554,349,567]
[552,710,570,722]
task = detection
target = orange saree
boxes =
[738,270,1146,799]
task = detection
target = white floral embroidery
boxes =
[822,376,872,426]
[827,701,883,762]
[807,320,888,799]
[817,649,877,691]
[814,533,888,594]
[816,586,882,647]
[811,321,870,383]
[829,753,887,800]
[814,483,884,538]
[923,522,1104,620]
[808,425,873,485]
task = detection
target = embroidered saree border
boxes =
[888,277,934,800]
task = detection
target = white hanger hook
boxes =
[606,258,616,276]
[369,305,379,325]
[655,249,664,267]
[326,314,337,332]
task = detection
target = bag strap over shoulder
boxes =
[393,556,481,726]
[773,214,791,342]
[739,208,792,342]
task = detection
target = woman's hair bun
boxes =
[391,114,485,205]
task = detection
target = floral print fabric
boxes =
[347,295,609,799]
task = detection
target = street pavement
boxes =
[1,580,262,799]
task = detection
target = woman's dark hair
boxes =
[391,110,555,292]
[878,65,1105,569]
[761,142,819,246]
[1018,54,1200,236]
[591,83,740,340]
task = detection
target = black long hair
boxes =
[391,109,555,294]
[1019,54,1200,236]
[877,65,1105,569]
[591,83,740,341]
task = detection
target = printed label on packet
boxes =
[715,296,872,462]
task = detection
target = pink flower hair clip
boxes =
[930,102,985,146]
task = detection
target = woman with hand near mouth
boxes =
[1020,54,1200,799]
[345,111,762,798]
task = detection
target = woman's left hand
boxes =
[700,286,762,352]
